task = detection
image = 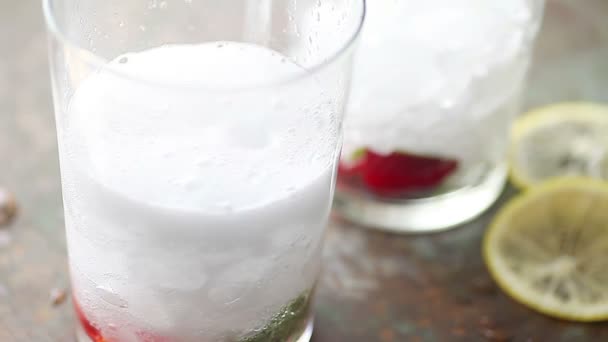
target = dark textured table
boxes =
[1,0,608,341]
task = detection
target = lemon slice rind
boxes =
[510,102,608,189]
[484,177,608,322]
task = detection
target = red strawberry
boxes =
[74,300,107,342]
[74,299,171,342]
[362,150,458,195]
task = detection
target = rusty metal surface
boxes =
[1,0,608,341]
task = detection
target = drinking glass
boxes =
[334,0,545,233]
[43,0,364,341]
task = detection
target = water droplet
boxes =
[95,285,128,308]
[139,25,147,32]
[217,42,224,48]
[159,1,168,9]
[119,21,125,28]
[118,57,128,64]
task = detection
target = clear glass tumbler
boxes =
[334,0,545,233]
[43,0,364,341]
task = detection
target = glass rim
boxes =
[42,0,366,92]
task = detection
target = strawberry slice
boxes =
[74,300,106,342]
[362,150,458,195]
[74,299,171,342]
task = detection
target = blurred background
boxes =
[1,0,608,341]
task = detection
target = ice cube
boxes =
[342,0,536,163]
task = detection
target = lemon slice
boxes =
[484,177,608,322]
[510,102,608,189]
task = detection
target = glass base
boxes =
[295,318,314,342]
[334,164,507,233]
[76,317,314,342]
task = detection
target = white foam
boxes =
[61,42,337,339]
[65,42,337,212]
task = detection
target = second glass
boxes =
[335,0,546,233]
[43,0,364,341]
